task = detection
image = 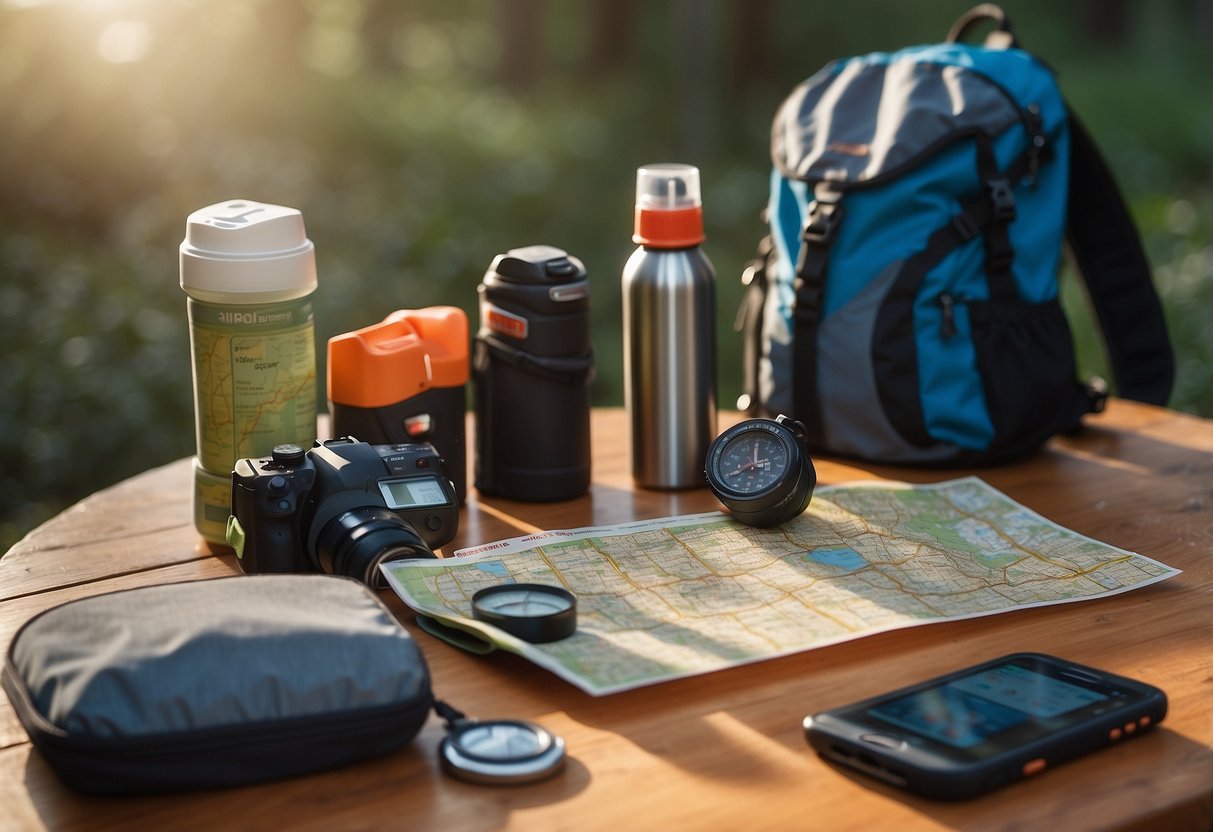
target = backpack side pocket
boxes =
[966,297,1092,460]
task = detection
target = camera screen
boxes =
[379,476,449,509]
[867,663,1109,748]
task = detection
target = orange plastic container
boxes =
[327,307,469,500]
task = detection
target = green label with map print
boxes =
[188,295,317,542]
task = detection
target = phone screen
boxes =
[867,661,1111,749]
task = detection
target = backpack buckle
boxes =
[952,211,980,241]
[802,183,844,245]
[986,177,1017,220]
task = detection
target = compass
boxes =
[471,583,577,643]
[705,415,816,527]
[440,718,567,785]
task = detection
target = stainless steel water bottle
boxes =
[622,163,717,489]
[180,199,318,546]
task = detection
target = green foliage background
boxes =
[1,0,1210,552]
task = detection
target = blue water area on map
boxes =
[476,561,509,578]
[806,547,867,570]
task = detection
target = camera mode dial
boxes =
[271,444,306,467]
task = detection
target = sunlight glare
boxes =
[5,0,141,10]
[96,18,150,64]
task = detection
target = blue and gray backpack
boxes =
[737,4,1174,464]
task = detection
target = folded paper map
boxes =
[382,477,1179,695]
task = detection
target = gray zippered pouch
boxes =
[3,574,433,793]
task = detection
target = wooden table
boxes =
[2,404,1212,831]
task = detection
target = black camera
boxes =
[228,438,459,586]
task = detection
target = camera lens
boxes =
[315,506,435,587]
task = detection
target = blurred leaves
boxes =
[0,0,1210,552]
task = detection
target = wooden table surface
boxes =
[2,403,1212,831]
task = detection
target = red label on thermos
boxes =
[485,304,529,340]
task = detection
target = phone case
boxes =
[803,653,1167,800]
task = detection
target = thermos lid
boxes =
[487,245,585,285]
[180,199,317,300]
[632,163,706,249]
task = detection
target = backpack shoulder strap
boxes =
[1065,111,1175,405]
[946,5,1174,405]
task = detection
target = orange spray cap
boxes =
[632,163,705,249]
[328,306,469,408]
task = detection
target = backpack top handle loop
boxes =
[946,4,1018,49]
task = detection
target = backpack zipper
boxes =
[939,293,957,338]
[1024,102,1045,187]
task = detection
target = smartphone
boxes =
[803,652,1167,800]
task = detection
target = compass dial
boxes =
[471,583,577,643]
[441,719,567,785]
[705,415,816,528]
[715,431,790,495]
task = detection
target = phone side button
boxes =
[1109,727,1123,741]
[859,733,907,751]
[1022,758,1048,777]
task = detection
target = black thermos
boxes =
[473,245,593,501]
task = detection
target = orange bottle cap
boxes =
[633,206,705,248]
[632,163,706,249]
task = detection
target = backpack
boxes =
[736,4,1174,465]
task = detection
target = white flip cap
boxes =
[180,199,317,299]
